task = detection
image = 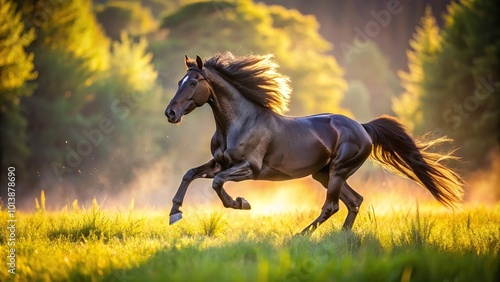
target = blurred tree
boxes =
[17,0,111,187]
[342,40,401,118]
[88,31,160,184]
[258,0,451,72]
[268,5,347,114]
[95,0,157,41]
[0,0,36,176]
[109,32,156,92]
[341,80,372,122]
[392,7,441,132]
[414,0,500,169]
[4,0,165,199]
[141,0,169,18]
[141,0,197,18]
[155,0,347,116]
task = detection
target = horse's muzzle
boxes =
[165,108,181,123]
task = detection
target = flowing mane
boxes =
[204,52,291,115]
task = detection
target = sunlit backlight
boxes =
[466,153,500,205]
[224,178,323,215]
[61,154,499,215]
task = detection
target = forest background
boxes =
[1,0,498,209]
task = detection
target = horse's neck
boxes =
[207,70,258,132]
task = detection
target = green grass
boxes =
[1,199,499,282]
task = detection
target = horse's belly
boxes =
[258,148,331,180]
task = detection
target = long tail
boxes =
[362,115,464,208]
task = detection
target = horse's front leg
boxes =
[169,159,221,224]
[212,161,254,210]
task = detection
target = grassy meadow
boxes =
[1,191,499,282]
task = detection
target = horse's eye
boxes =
[190,81,198,86]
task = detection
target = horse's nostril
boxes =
[166,109,176,119]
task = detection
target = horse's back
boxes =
[257,113,370,180]
[289,114,369,141]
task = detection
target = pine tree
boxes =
[392,6,441,133]
[417,0,500,169]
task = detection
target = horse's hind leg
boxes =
[301,139,371,235]
[312,169,363,230]
[301,168,343,235]
[340,183,363,230]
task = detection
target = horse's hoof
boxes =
[169,213,183,225]
[236,197,251,210]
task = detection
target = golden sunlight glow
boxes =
[103,157,499,216]
[223,175,454,216]
[466,154,500,205]
[225,178,323,215]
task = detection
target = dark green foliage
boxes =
[96,5,133,41]
[414,0,500,169]
[162,1,235,28]
[2,0,162,198]
[95,1,156,41]
[16,0,111,193]
[0,0,36,177]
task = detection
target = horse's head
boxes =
[165,55,213,123]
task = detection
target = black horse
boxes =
[165,53,464,234]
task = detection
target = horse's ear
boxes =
[196,55,204,69]
[184,55,190,68]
